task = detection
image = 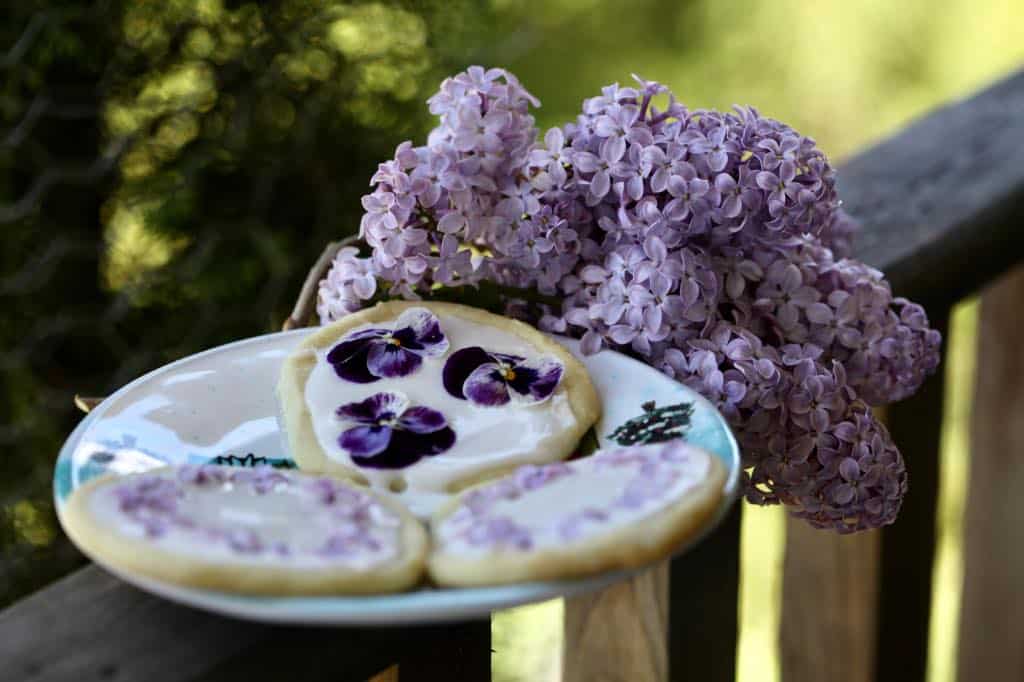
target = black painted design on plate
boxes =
[209,453,296,469]
[608,401,694,445]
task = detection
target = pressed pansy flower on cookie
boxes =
[326,307,448,383]
[336,392,455,469]
[442,346,564,407]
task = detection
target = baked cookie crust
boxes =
[61,468,428,595]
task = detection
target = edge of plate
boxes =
[53,328,742,625]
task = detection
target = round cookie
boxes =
[61,465,427,595]
[427,440,727,587]
[277,301,601,517]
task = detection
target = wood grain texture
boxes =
[0,564,418,682]
[844,68,1024,307]
[780,522,880,682]
[874,311,948,682]
[668,505,742,682]
[958,267,1024,681]
[563,563,669,682]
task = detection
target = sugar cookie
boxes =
[62,465,426,595]
[428,440,726,586]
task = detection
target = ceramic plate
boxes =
[54,329,740,625]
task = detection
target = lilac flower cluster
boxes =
[317,67,942,532]
[659,322,909,530]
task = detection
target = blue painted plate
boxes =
[54,329,740,625]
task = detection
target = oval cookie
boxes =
[428,440,727,586]
[61,465,427,595]
[277,301,601,517]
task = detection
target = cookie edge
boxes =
[425,448,728,587]
[60,467,429,595]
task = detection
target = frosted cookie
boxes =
[428,440,727,587]
[277,301,600,517]
[61,465,427,595]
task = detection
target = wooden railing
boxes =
[3,67,1023,682]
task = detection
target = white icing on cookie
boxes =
[434,441,714,554]
[304,311,579,516]
[87,465,400,570]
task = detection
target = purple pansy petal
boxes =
[336,392,409,423]
[396,426,456,457]
[327,310,448,383]
[507,357,564,403]
[326,330,390,383]
[327,327,387,358]
[443,346,564,406]
[350,438,420,469]
[326,328,387,365]
[394,307,450,356]
[390,326,424,350]
[443,346,494,399]
[352,427,456,470]
[464,363,512,406]
[332,346,379,383]
[336,392,454,469]
[335,393,452,466]
[339,425,392,457]
[491,350,526,365]
[366,343,422,378]
[398,406,448,433]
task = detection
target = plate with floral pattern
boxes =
[54,328,740,625]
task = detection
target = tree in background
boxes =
[0,0,486,606]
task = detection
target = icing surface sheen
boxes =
[436,441,713,554]
[305,312,578,516]
[90,466,399,569]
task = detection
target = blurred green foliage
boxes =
[1,0,492,606]
[1,6,1022,682]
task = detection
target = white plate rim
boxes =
[54,328,741,625]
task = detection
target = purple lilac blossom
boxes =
[336,392,455,469]
[442,346,564,406]
[317,246,377,319]
[326,307,448,383]
[315,68,942,533]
